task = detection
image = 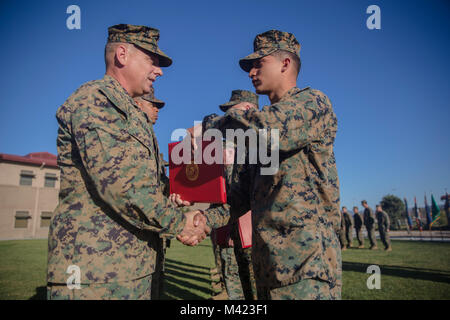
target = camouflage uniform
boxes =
[376,210,391,250]
[343,210,353,248]
[203,30,341,300]
[363,206,377,249]
[353,210,364,247]
[142,89,169,300]
[220,246,243,299]
[210,229,226,294]
[150,158,172,299]
[221,91,258,301]
[338,211,346,250]
[47,25,185,300]
[209,91,259,300]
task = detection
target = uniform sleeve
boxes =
[68,104,186,235]
[160,161,170,197]
[370,210,376,224]
[384,212,390,228]
[202,92,336,153]
[204,203,231,229]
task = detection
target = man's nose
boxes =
[248,68,256,78]
[155,66,163,77]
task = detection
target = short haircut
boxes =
[271,50,301,77]
[104,42,135,66]
[361,200,367,205]
[342,206,347,209]
[353,206,358,210]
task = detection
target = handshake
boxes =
[170,193,211,246]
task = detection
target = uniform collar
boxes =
[98,75,140,116]
[277,86,310,103]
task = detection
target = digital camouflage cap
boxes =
[141,86,165,109]
[239,29,301,72]
[219,90,259,112]
[108,24,172,67]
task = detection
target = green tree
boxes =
[380,194,405,230]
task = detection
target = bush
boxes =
[380,194,405,230]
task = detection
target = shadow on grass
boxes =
[165,262,210,276]
[165,258,210,270]
[161,281,206,300]
[29,286,46,300]
[164,274,210,295]
[163,258,212,300]
[343,262,450,284]
[27,260,212,300]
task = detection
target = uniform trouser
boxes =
[366,225,377,247]
[257,278,341,300]
[220,247,245,300]
[338,229,346,248]
[212,241,225,289]
[345,227,353,247]
[355,227,364,246]
[47,274,152,300]
[378,228,391,249]
[234,246,257,300]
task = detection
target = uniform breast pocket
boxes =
[128,131,154,161]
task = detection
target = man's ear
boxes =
[281,57,291,73]
[115,44,131,66]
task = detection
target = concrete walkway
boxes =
[388,230,450,242]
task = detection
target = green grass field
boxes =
[0,238,449,300]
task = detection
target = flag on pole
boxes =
[414,196,422,231]
[424,194,432,230]
[445,192,449,223]
[430,194,441,227]
[404,198,413,229]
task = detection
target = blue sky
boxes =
[0,0,449,210]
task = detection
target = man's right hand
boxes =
[228,102,257,111]
[177,210,211,246]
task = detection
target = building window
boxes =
[19,170,35,186]
[44,173,58,188]
[15,211,31,228]
[40,211,53,227]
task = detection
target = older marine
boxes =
[47,24,208,300]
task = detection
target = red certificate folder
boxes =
[168,140,227,203]
[238,211,252,248]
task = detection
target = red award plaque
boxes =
[168,140,227,204]
[238,210,252,248]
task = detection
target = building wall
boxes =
[0,162,60,240]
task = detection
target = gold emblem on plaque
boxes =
[186,163,199,181]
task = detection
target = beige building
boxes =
[0,152,59,240]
